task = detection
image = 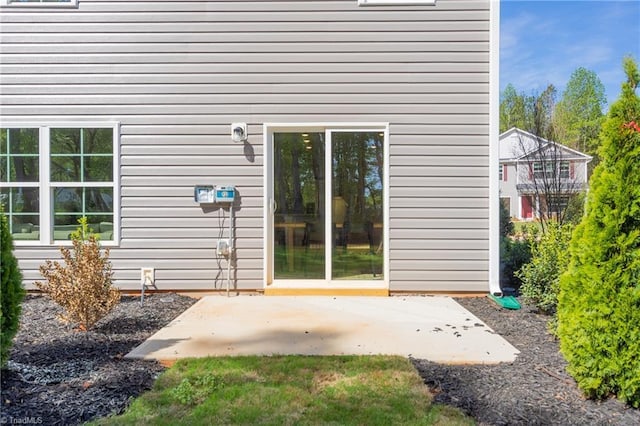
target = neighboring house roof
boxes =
[499,127,592,163]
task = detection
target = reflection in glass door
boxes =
[271,129,384,283]
[331,132,384,280]
[273,132,325,279]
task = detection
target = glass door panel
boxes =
[331,132,384,280]
[273,132,325,279]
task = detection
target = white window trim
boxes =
[358,0,436,5]
[1,0,78,7]
[1,122,120,247]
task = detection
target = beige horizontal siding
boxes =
[1,0,490,292]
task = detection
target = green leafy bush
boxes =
[500,237,532,291]
[35,217,120,331]
[499,205,537,291]
[1,210,26,368]
[563,191,587,225]
[557,57,640,407]
[517,222,572,315]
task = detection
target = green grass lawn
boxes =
[90,355,473,426]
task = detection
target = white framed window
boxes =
[533,161,555,180]
[532,162,543,179]
[559,161,570,179]
[358,0,436,5]
[0,123,119,246]
[1,0,78,7]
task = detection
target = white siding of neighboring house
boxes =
[500,162,519,218]
[1,0,494,293]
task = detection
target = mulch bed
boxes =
[1,294,197,425]
[1,294,638,425]
[413,297,640,425]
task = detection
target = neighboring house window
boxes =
[533,161,556,179]
[0,125,118,244]
[499,164,503,181]
[532,162,544,179]
[1,0,78,7]
[559,161,570,179]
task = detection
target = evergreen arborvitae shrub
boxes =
[1,210,26,368]
[557,57,640,407]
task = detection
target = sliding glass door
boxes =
[273,132,326,279]
[331,131,384,280]
[270,128,385,284]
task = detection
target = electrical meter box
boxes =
[215,186,236,203]
[194,185,214,203]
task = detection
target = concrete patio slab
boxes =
[126,296,520,365]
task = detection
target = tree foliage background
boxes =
[500,67,606,156]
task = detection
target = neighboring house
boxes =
[0,0,502,296]
[499,128,592,221]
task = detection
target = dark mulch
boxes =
[2,295,638,425]
[413,297,640,426]
[1,294,197,426]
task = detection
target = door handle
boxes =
[270,198,278,214]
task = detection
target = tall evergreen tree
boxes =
[557,57,640,407]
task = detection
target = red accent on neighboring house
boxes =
[522,196,533,219]
[570,162,575,179]
[503,164,508,181]
[528,164,533,180]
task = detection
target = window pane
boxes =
[53,186,113,240]
[11,187,39,213]
[273,132,326,279]
[84,128,113,154]
[53,214,81,240]
[51,128,113,182]
[86,188,113,212]
[332,131,384,280]
[51,156,81,182]
[1,128,39,183]
[51,128,81,154]
[1,187,40,240]
[9,129,39,154]
[54,187,82,213]
[9,156,39,182]
[84,156,113,182]
[11,215,40,240]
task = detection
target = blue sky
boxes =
[501,0,640,110]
